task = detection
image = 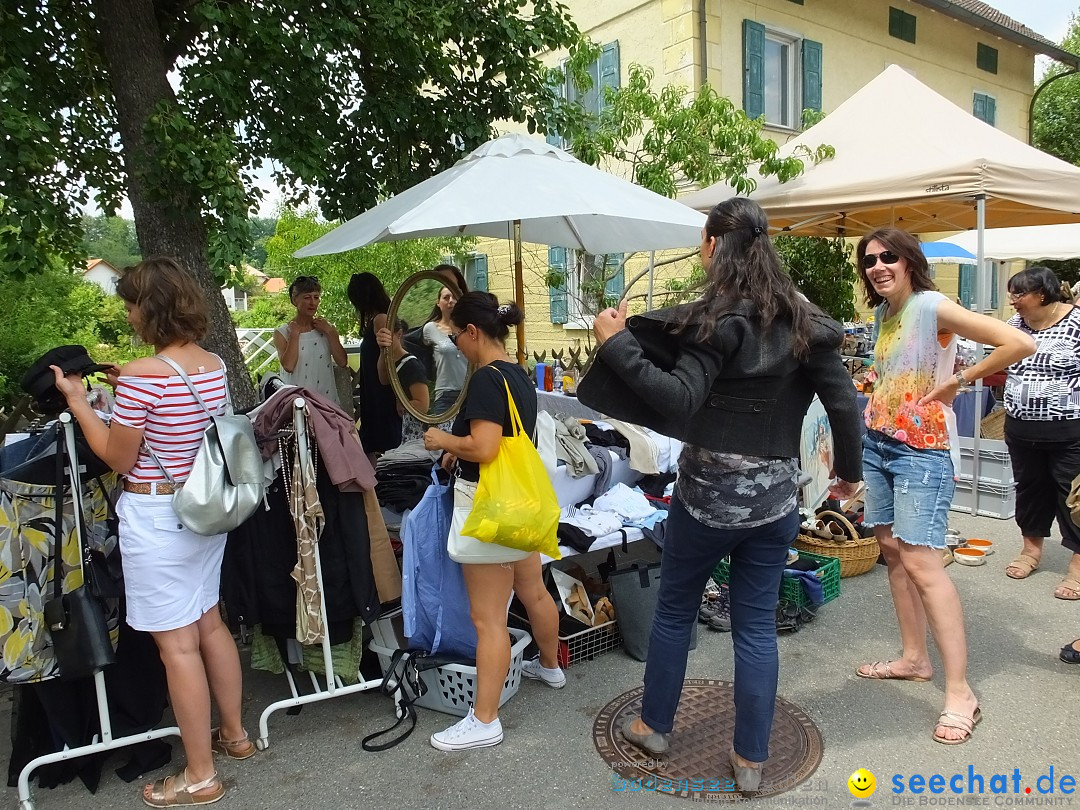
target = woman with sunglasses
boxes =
[274,275,348,408]
[421,292,564,752]
[999,267,1080,604]
[853,228,1034,745]
[579,197,863,791]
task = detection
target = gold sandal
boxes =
[211,727,257,760]
[143,769,225,807]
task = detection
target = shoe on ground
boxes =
[521,656,566,688]
[430,709,504,751]
[708,612,732,632]
[618,715,669,756]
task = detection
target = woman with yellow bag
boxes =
[422,292,564,751]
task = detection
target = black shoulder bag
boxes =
[42,417,117,680]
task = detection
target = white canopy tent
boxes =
[934,225,1080,261]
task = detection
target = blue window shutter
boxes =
[958,265,974,309]
[604,253,625,303]
[973,92,996,126]
[985,95,996,127]
[548,246,568,324]
[546,66,565,146]
[743,20,765,120]
[801,39,823,113]
[467,254,488,292]
[599,41,620,112]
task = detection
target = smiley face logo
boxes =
[848,768,876,798]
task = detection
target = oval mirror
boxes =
[384,270,474,424]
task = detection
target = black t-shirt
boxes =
[395,354,429,392]
[452,361,538,481]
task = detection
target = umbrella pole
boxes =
[514,219,527,366]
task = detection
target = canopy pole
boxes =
[513,219,527,366]
[646,251,656,311]
[971,195,987,516]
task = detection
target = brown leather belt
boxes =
[123,481,178,495]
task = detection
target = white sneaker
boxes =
[521,656,566,688]
[429,709,504,751]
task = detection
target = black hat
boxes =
[21,345,113,414]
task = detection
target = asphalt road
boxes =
[3,509,1076,810]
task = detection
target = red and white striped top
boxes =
[112,369,228,483]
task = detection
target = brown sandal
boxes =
[1005,553,1039,580]
[211,727,256,760]
[143,769,225,807]
[1054,578,1080,601]
[856,660,931,682]
[932,707,982,745]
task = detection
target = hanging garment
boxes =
[400,468,476,659]
[363,489,402,604]
[283,430,325,645]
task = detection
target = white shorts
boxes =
[116,491,227,632]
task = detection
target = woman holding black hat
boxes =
[51,257,252,807]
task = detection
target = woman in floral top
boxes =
[854,228,1033,745]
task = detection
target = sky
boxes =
[94,0,1079,221]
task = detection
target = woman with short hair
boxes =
[274,275,348,407]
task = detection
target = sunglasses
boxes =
[1007,291,1032,302]
[448,330,464,346]
[861,251,901,270]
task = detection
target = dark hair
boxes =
[1007,266,1065,304]
[288,275,321,300]
[450,292,523,342]
[116,257,207,346]
[347,272,391,330]
[685,197,816,359]
[855,228,936,307]
[425,264,469,323]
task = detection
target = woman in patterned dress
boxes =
[1000,267,1080,609]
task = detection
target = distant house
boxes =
[222,264,287,310]
[84,258,121,294]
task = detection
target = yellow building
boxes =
[476,0,1077,361]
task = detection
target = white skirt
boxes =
[116,491,227,632]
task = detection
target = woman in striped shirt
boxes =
[53,258,251,807]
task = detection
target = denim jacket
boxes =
[577,301,863,483]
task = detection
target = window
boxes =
[743,20,822,127]
[548,248,624,326]
[977,43,998,74]
[546,42,620,148]
[958,264,1000,311]
[464,253,488,292]
[889,7,916,43]
[973,92,996,126]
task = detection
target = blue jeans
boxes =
[640,496,798,763]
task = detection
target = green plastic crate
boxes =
[712,550,841,609]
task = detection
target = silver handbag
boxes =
[146,356,266,536]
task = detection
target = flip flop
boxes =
[856,660,931,682]
[1053,577,1080,601]
[1005,553,1039,580]
[932,707,982,745]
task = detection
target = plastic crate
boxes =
[950,478,1016,519]
[712,551,841,609]
[368,627,530,717]
[957,437,1013,485]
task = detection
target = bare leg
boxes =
[512,553,560,669]
[857,525,933,680]
[146,624,218,799]
[196,607,246,742]
[896,541,978,741]
[462,562,515,724]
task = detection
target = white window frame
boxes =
[763,28,799,130]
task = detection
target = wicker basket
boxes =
[979,407,1005,440]
[793,510,880,578]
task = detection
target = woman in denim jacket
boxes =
[579,197,863,791]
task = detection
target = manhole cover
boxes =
[594,679,823,801]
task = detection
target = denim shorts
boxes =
[862,429,955,549]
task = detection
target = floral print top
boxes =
[864,290,957,450]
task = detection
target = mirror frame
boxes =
[384,269,474,425]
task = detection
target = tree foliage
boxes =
[1032,12,1080,167]
[263,209,474,338]
[81,215,142,269]
[1,0,588,404]
[774,236,857,322]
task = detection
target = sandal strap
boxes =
[936,711,975,733]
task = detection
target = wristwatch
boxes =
[954,371,969,388]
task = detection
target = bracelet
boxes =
[954,371,969,388]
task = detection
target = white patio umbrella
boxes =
[294,134,706,361]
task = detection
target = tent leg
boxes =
[514,219,526,366]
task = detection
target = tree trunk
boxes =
[91,0,256,409]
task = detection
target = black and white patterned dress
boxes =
[1005,307,1080,424]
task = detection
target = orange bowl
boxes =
[965,538,993,555]
[953,547,987,566]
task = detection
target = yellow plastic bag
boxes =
[461,377,561,560]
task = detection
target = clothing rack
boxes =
[16,413,182,810]
[254,397,386,750]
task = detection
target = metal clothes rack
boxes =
[17,413,182,810]
[254,397,386,750]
